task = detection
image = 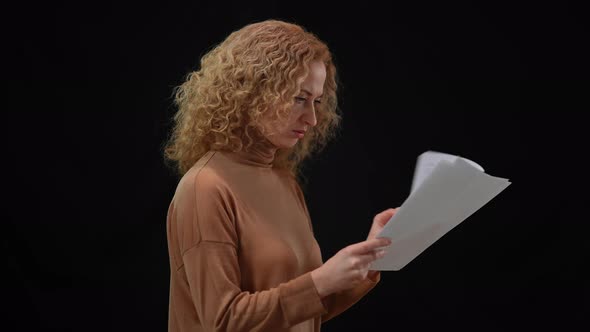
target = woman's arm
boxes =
[290,177,395,323]
[175,173,328,331]
[319,271,380,323]
[182,241,327,331]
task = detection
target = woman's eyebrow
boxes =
[301,89,323,98]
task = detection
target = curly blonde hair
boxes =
[163,19,342,179]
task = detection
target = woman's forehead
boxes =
[298,62,326,96]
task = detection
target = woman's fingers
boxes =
[345,249,388,271]
[375,248,387,258]
[345,250,386,279]
[348,237,391,255]
[356,249,386,265]
[374,208,398,226]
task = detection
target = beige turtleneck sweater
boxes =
[166,139,380,332]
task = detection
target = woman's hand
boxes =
[311,237,391,298]
[365,208,398,279]
[367,208,398,241]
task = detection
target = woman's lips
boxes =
[293,130,305,138]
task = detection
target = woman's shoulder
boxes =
[176,151,230,196]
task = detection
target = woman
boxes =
[163,19,397,332]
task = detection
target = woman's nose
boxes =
[304,104,318,127]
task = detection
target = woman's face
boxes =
[260,60,326,149]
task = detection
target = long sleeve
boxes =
[183,243,326,331]
[319,272,380,323]
[175,170,328,331]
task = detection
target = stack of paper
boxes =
[371,151,511,271]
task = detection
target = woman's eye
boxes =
[314,100,322,104]
[295,97,306,103]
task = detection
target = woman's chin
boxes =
[275,138,300,149]
[278,143,298,150]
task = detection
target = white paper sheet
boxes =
[410,151,484,194]
[371,151,511,271]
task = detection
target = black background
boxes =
[7,1,589,331]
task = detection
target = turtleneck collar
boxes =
[221,136,279,168]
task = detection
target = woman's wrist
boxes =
[311,268,329,298]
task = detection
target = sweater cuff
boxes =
[279,272,328,326]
